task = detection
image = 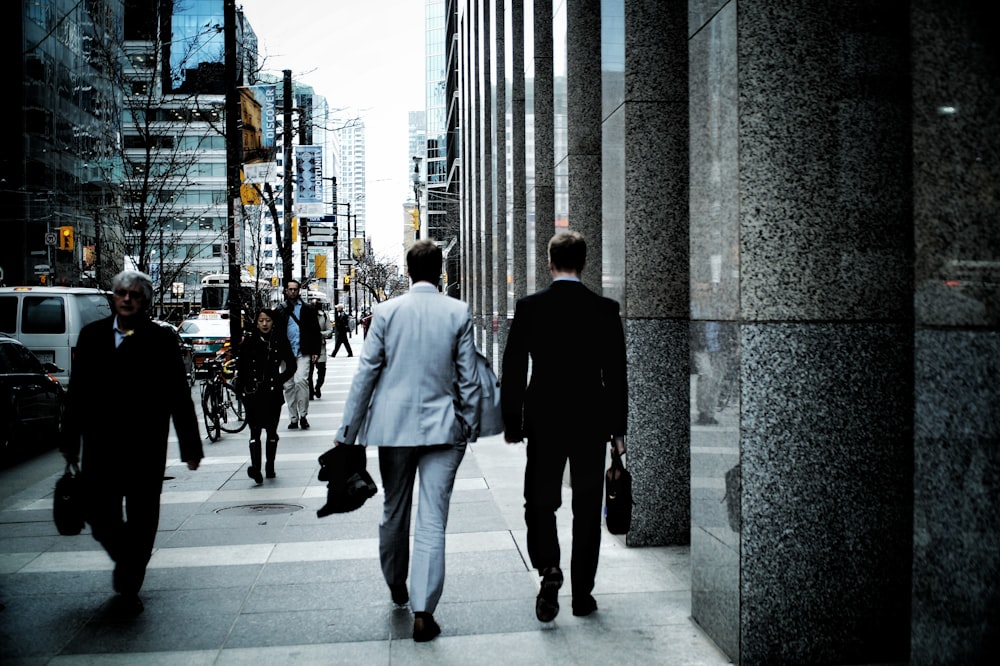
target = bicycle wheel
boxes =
[219,384,247,433]
[201,383,221,442]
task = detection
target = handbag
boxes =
[470,348,504,441]
[604,449,633,535]
[53,462,85,536]
[316,444,378,517]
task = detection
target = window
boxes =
[22,297,66,334]
[0,297,17,334]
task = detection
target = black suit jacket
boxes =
[60,316,203,484]
[277,299,322,357]
[501,280,627,442]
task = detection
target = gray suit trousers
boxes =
[377,443,467,614]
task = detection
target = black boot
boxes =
[265,437,278,478]
[247,440,263,484]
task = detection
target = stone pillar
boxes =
[531,0,554,290]
[510,0,528,304]
[605,0,690,548]
[480,0,495,355]
[565,0,603,294]
[460,6,474,303]
[910,1,1000,661]
[690,3,914,663]
[493,0,508,356]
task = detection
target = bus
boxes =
[200,273,274,315]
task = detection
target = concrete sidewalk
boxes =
[0,346,729,665]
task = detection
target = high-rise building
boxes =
[115,0,258,315]
[334,121,366,275]
[7,0,125,287]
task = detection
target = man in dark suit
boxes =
[330,303,353,357]
[501,230,627,622]
[276,280,322,429]
[61,270,203,617]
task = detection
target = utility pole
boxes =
[298,108,309,285]
[223,0,241,341]
[281,70,294,287]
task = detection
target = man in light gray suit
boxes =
[334,240,480,642]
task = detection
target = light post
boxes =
[171,282,184,322]
[411,156,423,241]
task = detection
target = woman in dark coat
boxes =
[234,308,296,483]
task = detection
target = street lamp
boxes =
[411,156,423,240]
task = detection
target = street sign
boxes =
[309,241,334,247]
[339,259,356,265]
[45,232,57,246]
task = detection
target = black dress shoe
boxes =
[535,566,563,622]
[572,595,598,616]
[288,420,298,430]
[300,417,310,429]
[389,583,409,606]
[111,593,144,617]
[413,612,441,642]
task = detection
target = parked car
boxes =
[0,333,65,462]
[177,317,234,377]
[154,321,195,386]
[0,286,113,386]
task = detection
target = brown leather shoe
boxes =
[413,612,441,642]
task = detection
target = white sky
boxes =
[238,0,426,265]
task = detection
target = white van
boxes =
[0,287,113,386]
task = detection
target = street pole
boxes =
[223,0,241,342]
[282,70,294,287]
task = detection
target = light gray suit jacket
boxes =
[335,283,480,447]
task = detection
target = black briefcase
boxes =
[604,450,633,535]
[53,463,85,536]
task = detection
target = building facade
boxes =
[454,1,998,664]
[7,0,125,288]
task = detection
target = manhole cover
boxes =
[216,503,304,516]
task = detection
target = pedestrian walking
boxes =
[333,239,480,642]
[59,270,203,617]
[234,308,296,483]
[310,298,332,399]
[501,230,628,622]
[276,280,321,429]
[330,303,353,357]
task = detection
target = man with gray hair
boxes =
[61,270,203,617]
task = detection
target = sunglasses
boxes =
[114,289,144,300]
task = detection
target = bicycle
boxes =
[199,357,247,442]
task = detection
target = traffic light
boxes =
[59,226,74,251]
[410,207,419,231]
[342,275,351,292]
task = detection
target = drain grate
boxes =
[215,503,304,516]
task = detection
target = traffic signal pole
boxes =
[224,0,241,341]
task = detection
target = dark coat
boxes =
[334,309,351,339]
[501,280,627,443]
[276,299,322,357]
[234,331,296,397]
[60,316,203,485]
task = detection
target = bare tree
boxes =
[82,3,234,319]
[353,250,408,304]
